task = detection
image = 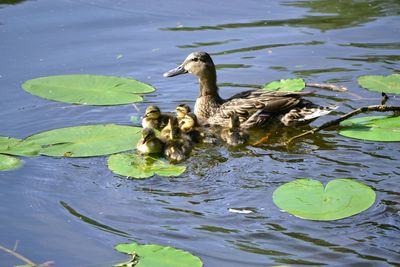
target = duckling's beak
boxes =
[163,65,188,77]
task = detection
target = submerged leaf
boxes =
[115,242,203,267]
[0,154,22,171]
[273,178,375,221]
[25,124,141,157]
[0,136,41,156]
[358,74,400,94]
[339,116,400,142]
[263,78,305,92]
[22,75,155,105]
[107,153,186,179]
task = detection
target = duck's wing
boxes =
[222,90,311,117]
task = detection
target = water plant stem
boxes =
[0,244,37,266]
[286,105,400,144]
[305,82,348,92]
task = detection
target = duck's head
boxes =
[228,113,241,129]
[179,114,197,133]
[176,104,191,119]
[144,105,161,119]
[141,128,157,144]
[163,51,215,79]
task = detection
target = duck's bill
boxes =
[163,65,188,77]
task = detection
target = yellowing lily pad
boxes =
[22,75,155,105]
[0,154,22,171]
[339,116,400,142]
[25,124,141,157]
[107,153,186,179]
[263,78,305,92]
[273,179,375,221]
[358,74,400,94]
[115,242,203,267]
[0,136,41,156]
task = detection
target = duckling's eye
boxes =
[192,57,199,62]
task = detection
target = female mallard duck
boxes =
[163,118,193,163]
[164,51,335,128]
[221,112,249,146]
[136,128,164,155]
[142,105,171,130]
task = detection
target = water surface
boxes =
[1,0,399,266]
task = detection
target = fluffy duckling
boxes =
[176,104,192,123]
[160,116,179,141]
[179,113,202,143]
[142,105,171,130]
[164,120,193,163]
[136,128,164,155]
[221,113,249,146]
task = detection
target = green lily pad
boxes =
[108,153,186,179]
[0,136,41,156]
[273,178,375,221]
[0,154,22,171]
[22,75,155,105]
[263,78,305,92]
[358,74,400,94]
[339,116,400,142]
[25,124,141,157]
[115,242,203,267]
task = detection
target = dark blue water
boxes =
[1,0,399,266]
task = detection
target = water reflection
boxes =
[162,0,400,33]
[0,0,27,5]
[60,201,130,238]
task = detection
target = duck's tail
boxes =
[280,104,338,126]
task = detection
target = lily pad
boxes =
[358,74,400,94]
[22,75,155,105]
[108,153,186,179]
[273,178,375,221]
[339,116,400,142]
[115,242,203,267]
[263,78,305,92]
[0,154,22,171]
[25,124,141,157]
[0,136,41,156]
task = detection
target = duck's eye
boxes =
[192,57,199,62]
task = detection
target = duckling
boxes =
[136,128,164,155]
[179,113,202,143]
[142,105,171,130]
[221,113,249,146]
[164,51,336,128]
[175,104,192,123]
[160,116,179,141]
[164,121,193,163]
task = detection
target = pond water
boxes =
[1,0,400,266]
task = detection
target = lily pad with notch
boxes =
[107,153,186,179]
[115,242,203,267]
[273,178,376,221]
[358,74,400,94]
[263,78,305,92]
[22,75,155,105]
[339,115,400,142]
[25,124,141,157]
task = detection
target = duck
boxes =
[221,112,249,146]
[163,118,193,163]
[175,104,192,123]
[163,51,335,128]
[160,116,179,141]
[179,113,202,143]
[142,105,171,130]
[136,128,164,155]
